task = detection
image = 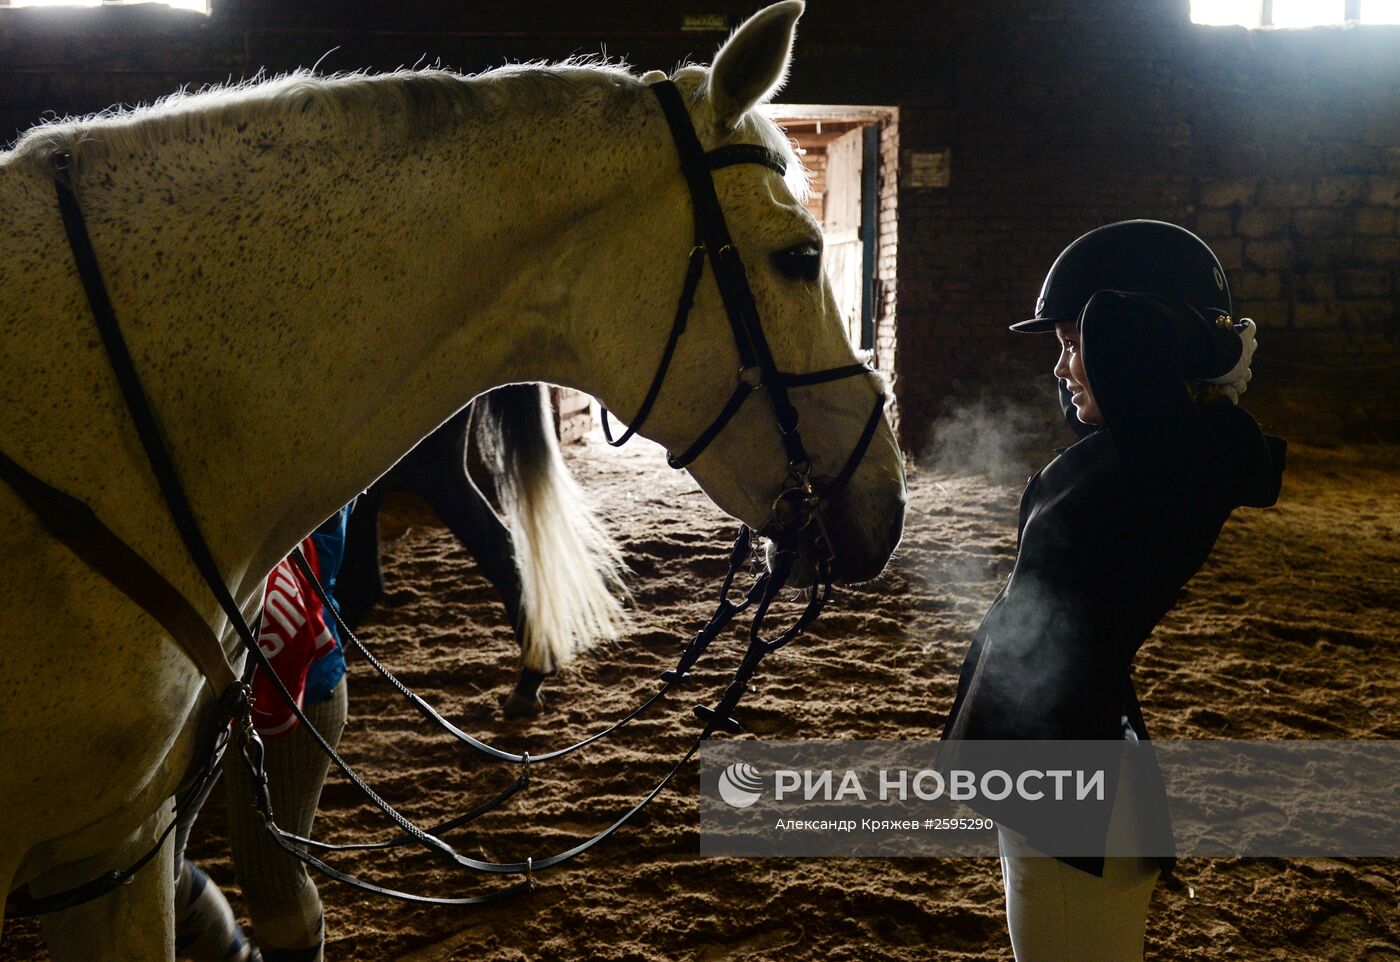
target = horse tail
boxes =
[477,384,629,674]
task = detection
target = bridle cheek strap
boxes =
[599,245,705,448]
[600,79,886,554]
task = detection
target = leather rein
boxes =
[2,78,886,914]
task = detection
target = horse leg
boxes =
[38,806,177,962]
[400,404,524,622]
[405,408,541,718]
[416,443,524,624]
[334,483,386,630]
[506,668,552,719]
[476,384,628,695]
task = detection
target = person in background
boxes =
[176,506,351,962]
[939,220,1286,962]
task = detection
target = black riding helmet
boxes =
[1011,220,1232,333]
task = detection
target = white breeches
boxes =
[997,732,1161,962]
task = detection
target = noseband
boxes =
[602,80,887,565]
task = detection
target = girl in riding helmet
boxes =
[939,220,1286,961]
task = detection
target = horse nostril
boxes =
[813,477,905,584]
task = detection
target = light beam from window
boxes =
[1361,0,1400,21]
[8,0,209,10]
[1271,0,1346,25]
[1191,0,1371,25]
[1191,0,1265,26]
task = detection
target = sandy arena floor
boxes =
[4,427,1397,961]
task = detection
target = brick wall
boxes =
[3,0,1398,451]
[891,1,1400,451]
[875,114,901,439]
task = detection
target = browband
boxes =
[707,143,787,176]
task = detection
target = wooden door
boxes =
[823,126,864,350]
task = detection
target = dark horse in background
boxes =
[337,383,628,717]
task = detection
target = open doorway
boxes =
[765,105,899,366]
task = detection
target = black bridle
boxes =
[604,81,887,563]
[3,78,888,915]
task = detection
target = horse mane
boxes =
[6,59,644,163]
[6,59,807,200]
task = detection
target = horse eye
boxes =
[771,244,822,283]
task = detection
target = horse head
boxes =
[591,1,906,586]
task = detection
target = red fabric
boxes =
[250,537,338,738]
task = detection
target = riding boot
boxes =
[258,912,325,962]
[174,859,261,962]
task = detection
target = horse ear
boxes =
[708,0,804,132]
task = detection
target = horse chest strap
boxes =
[0,451,241,699]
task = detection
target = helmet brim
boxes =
[1008,316,1072,333]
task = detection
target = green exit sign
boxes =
[682,13,729,31]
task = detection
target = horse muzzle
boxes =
[758,471,906,588]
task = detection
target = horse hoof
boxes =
[502,690,545,719]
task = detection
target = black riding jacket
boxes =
[938,291,1286,871]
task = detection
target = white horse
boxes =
[0,2,905,957]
